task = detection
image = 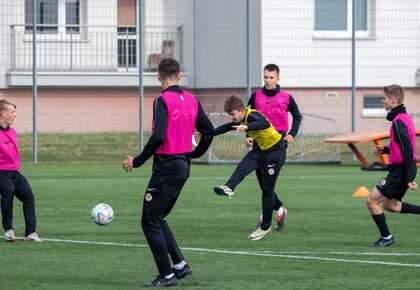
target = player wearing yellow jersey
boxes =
[213,95,284,241]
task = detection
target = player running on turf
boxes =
[366,84,418,247]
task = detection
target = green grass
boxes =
[18,132,144,163]
[17,132,390,164]
[1,164,420,289]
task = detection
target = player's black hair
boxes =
[264,63,280,74]
[158,58,180,80]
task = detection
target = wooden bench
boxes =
[325,130,420,168]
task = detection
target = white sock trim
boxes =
[173,260,186,270]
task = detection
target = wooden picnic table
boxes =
[325,130,420,168]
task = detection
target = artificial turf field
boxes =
[1,163,420,289]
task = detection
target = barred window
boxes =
[66,0,80,33]
[25,0,58,33]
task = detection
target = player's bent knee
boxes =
[365,196,374,208]
[383,202,399,213]
[365,196,381,213]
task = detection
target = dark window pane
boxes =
[363,95,383,109]
[118,39,125,67]
[315,0,347,31]
[129,39,137,67]
[66,1,80,33]
[25,0,58,33]
[117,27,137,35]
[118,37,137,68]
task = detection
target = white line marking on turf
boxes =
[252,250,420,257]
[181,247,420,268]
[29,237,420,268]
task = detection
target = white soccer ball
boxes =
[91,203,114,226]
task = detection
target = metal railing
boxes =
[9,24,183,72]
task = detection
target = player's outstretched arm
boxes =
[232,124,248,133]
[190,103,214,159]
[214,122,237,136]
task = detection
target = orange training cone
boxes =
[353,186,370,197]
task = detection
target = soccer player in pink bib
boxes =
[366,85,418,247]
[247,64,302,231]
[0,99,41,242]
[122,58,214,287]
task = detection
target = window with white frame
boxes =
[118,27,137,69]
[65,0,80,33]
[362,94,387,117]
[314,0,373,38]
[25,0,81,34]
[25,0,58,32]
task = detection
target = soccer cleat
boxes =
[369,237,395,247]
[24,232,42,242]
[213,185,234,198]
[248,227,271,241]
[255,208,288,230]
[5,229,16,243]
[143,275,177,287]
[276,208,287,231]
[173,264,192,280]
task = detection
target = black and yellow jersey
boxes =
[240,107,282,150]
[214,107,282,151]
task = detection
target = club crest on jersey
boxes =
[145,193,153,202]
[380,179,386,186]
[172,109,180,120]
[268,168,275,175]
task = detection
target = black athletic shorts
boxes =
[376,168,408,201]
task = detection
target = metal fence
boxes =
[0,0,419,164]
[197,112,340,164]
[10,24,183,72]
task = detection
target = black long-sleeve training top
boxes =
[133,85,214,167]
[248,85,302,137]
[214,110,270,136]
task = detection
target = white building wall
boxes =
[261,0,420,88]
[192,0,261,89]
[146,0,262,89]
[145,0,164,27]
[2,0,419,91]
[162,0,194,84]
[85,0,118,69]
[148,0,193,76]
[5,0,119,73]
[0,0,23,89]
